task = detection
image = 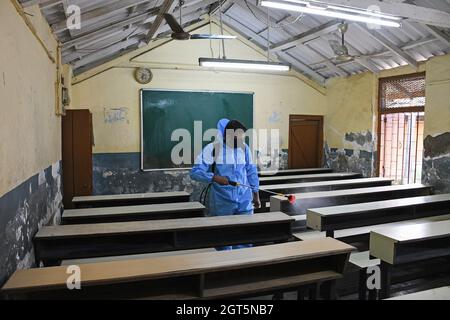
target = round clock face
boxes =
[135,68,153,84]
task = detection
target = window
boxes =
[378,73,425,184]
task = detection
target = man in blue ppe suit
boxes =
[191,118,261,251]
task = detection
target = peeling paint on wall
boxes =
[344,131,373,150]
[0,161,62,287]
[93,153,202,200]
[324,143,375,177]
[324,130,376,177]
[422,132,450,194]
[93,152,289,202]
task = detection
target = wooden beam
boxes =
[51,0,153,34]
[271,20,342,52]
[145,0,175,43]
[354,23,418,69]
[219,6,327,85]
[303,15,380,74]
[277,51,326,84]
[62,10,158,48]
[421,24,450,47]
[236,2,347,77]
[313,35,436,71]
[319,0,450,28]
[72,18,211,82]
[71,38,141,69]
[233,1,339,80]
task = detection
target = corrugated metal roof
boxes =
[20,0,450,82]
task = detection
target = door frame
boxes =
[288,114,324,169]
[376,72,426,177]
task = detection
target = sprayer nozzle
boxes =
[287,195,296,205]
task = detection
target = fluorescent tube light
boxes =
[199,58,291,72]
[260,0,402,28]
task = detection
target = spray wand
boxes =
[229,181,297,204]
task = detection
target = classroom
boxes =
[1,0,449,302]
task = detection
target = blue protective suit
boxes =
[190,119,259,217]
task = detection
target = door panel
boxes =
[62,110,93,208]
[289,115,323,169]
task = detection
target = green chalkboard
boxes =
[140,89,254,170]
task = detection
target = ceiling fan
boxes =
[328,22,391,63]
[160,1,236,41]
[328,22,356,62]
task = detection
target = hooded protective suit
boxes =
[190,119,259,217]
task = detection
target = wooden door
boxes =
[62,110,93,208]
[288,115,324,169]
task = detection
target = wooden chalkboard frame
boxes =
[140,89,254,172]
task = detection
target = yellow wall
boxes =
[71,24,326,152]
[71,21,450,168]
[424,54,450,137]
[0,1,61,197]
[325,62,430,151]
[325,72,376,151]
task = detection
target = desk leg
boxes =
[322,281,337,300]
[358,268,367,300]
[297,287,307,301]
[272,292,284,300]
[309,284,319,300]
[380,261,391,299]
[325,230,335,238]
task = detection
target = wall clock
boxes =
[135,68,153,84]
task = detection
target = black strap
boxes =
[210,143,220,174]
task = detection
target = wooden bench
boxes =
[61,202,206,224]
[60,248,217,266]
[271,184,433,230]
[258,178,393,212]
[297,214,450,300]
[259,172,361,185]
[307,194,450,238]
[370,220,450,299]
[386,286,450,300]
[259,168,332,177]
[2,238,355,300]
[72,191,191,208]
[34,212,295,266]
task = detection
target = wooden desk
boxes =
[259,172,361,185]
[370,220,450,298]
[34,212,295,266]
[72,191,191,208]
[259,168,332,177]
[386,286,450,300]
[2,238,355,300]
[272,184,432,230]
[307,194,450,238]
[297,214,450,300]
[62,202,206,224]
[258,178,393,212]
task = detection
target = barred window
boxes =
[378,73,426,184]
[379,73,426,110]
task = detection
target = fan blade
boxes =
[190,34,237,40]
[163,14,185,34]
[154,36,173,40]
[329,40,343,55]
